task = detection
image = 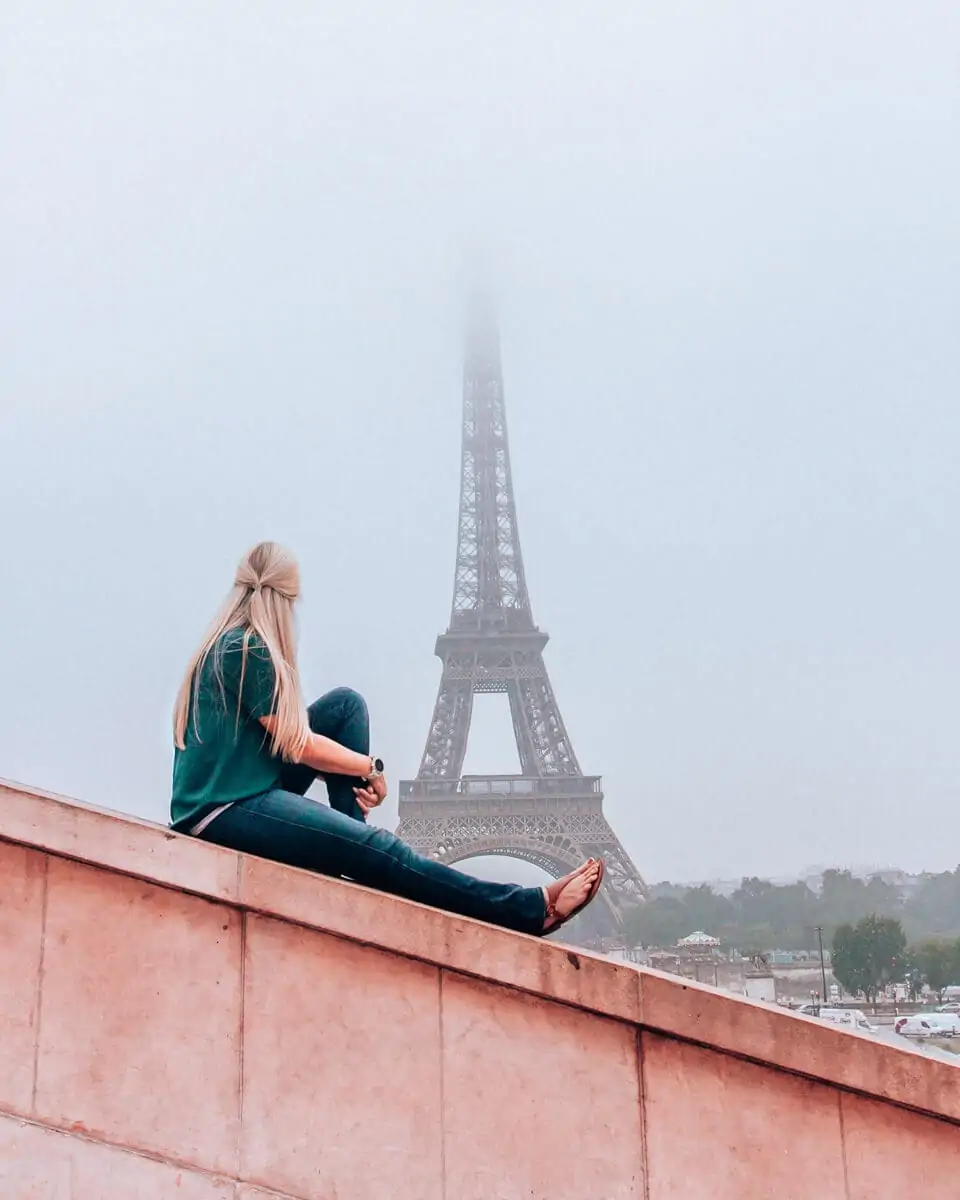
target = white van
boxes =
[919,1012,960,1037]
[795,1006,879,1034]
[895,1016,939,1039]
[815,1008,879,1035]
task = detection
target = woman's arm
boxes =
[259,716,372,777]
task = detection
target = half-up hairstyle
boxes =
[173,542,310,761]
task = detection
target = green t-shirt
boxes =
[170,627,283,832]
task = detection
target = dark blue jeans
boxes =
[198,688,547,936]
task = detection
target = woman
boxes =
[172,541,604,936]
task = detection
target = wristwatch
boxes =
[366,756,385,782]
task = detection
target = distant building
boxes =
[677,930,721,952]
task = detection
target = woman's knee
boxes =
[311,687,367,716]
[306,687,370,732]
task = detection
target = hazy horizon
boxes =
[2,1,958,885]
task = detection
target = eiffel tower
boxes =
[397,303,648,943]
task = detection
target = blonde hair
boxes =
[173,542,310,761]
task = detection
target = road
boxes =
[872,1024,960,1066]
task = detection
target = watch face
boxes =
[374,758,385,773]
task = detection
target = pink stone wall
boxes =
[1,783,959,1199]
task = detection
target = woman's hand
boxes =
[354,773,388,818]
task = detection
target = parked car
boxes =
[935,1002,960,1014]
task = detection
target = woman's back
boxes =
[170,628,281,831]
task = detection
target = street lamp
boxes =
[815,925,829,1003]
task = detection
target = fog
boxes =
[2,1,958,883]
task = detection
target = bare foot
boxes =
[542,860,602,933]
[543,860,595,913]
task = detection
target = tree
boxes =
[622,885,735,950]
[820,870,899,933]
[622,897,689,949]
[624,866,960,958]
[864,875,903,918]
[899,949,924,1001]
[832,923,870,998]
[832,915,907,1007]
[910,940,960,1002]
[683,885,734,941]
[903,868,960,939]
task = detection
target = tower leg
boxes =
[417,677,474,779]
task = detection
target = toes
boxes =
[546,861,601,911]
[547,861,595,901]
[542,861,604,931]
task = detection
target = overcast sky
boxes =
[2,2,958,884]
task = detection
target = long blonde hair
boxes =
[173,542,310,761]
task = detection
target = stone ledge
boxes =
[2,777,957,1125]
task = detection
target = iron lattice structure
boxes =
[397,308,647,942]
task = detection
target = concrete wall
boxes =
[1,780,958,1199]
